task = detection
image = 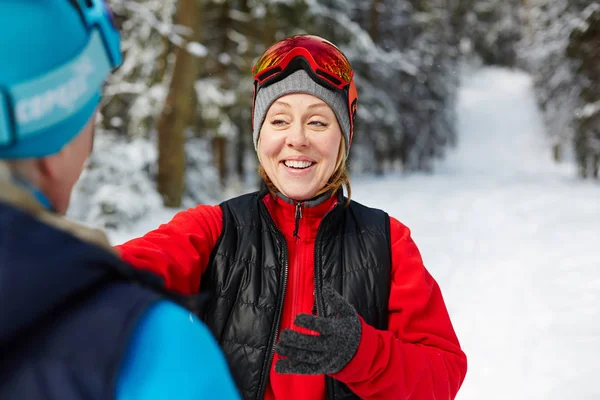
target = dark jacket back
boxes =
[0,201,167,400]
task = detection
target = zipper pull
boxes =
[293,202,302,238]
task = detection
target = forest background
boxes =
[69,0,600,231]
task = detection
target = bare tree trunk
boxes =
[255,8,279,187]
[215,0,231,189]
[552,142,562,163]
[235,133,246,184]
[213,136,227,188]
[156,0,201,207]
[370,0,382,43]
[234,0,253,185]
[374,148,385,175]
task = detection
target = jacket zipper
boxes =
[313,202,339,399]
[292,201,303,238]
[257,200,289,400]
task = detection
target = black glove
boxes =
[274,285,362,375]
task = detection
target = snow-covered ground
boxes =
[108,67,600,399]
[353,67,600,400]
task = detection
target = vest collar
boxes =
[262,189,343,240]
[0,160,115,253]
[274,189,334,208]
[258,179,344,208]
[10,173,54,211]
[0,161,51,215]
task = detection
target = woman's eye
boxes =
[309,120,328,127]
[271,119,287,126]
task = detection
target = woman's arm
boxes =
[115,205,223,295]
[331,217,467,399]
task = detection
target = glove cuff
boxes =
[330,317,378,382]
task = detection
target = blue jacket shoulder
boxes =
[117,301,240,400]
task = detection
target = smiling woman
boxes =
[116,34,468,400]
[258,92,345,202]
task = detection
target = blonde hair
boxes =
[258,136,351,206]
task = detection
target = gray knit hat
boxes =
[253,70,351,153]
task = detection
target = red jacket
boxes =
[116,194,467,400]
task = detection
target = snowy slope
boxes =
[352,67,600,400]
[108,67,600,399]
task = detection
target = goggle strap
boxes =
[0,30,112,146]
[255,46,351,90]
[258,57,345,93]
[0,91,12,146]
[83,0,122,67]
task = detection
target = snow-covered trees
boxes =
[288,0,462,174]
[567,3,600,178]
[519,0,600,178]
[70,0,598,230]
[458,0,522,67]
[100,1,467,194]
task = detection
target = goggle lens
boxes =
[253,35,353,87]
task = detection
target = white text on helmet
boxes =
[15,57,94,126]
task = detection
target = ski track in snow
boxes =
[109,67,600,399]
[352,67,600,400]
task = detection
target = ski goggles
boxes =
[0,0,122,148]
[72,0,122,68]
[253,35,353,91]
[252,35,358,145]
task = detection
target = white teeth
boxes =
[284,160,313,169]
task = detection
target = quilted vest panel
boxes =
[201,191,391,400]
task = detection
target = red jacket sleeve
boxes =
[115,205,223,295]
[331,217,467,399]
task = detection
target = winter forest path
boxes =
[352,67,600,400]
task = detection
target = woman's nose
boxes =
[285,122,309,148]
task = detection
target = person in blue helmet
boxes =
[0,1,240,399]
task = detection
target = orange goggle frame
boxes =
[252,35,358,146]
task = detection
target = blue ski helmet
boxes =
[0,0,122,158]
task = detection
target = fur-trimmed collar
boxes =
[0,161,114,253]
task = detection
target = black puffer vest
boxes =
[200,190,391,400]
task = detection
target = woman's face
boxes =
[258,93,342,201]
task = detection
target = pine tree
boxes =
[567,3,600,178]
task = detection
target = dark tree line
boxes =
[100,0,481,207]
[97,0,597,211]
